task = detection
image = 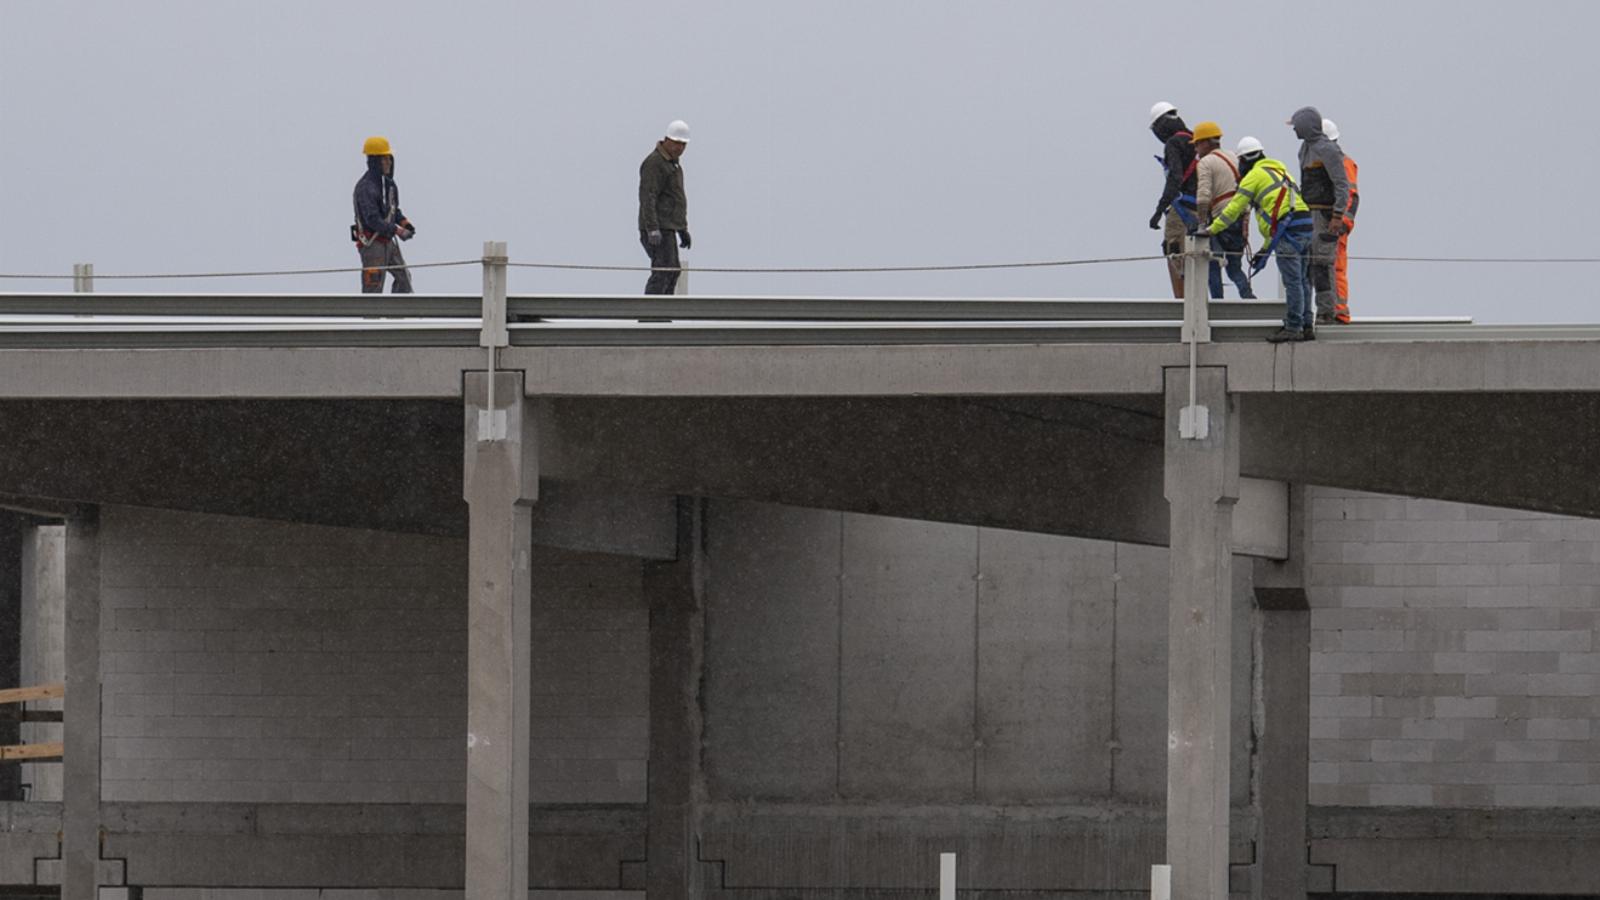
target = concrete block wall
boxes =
[1307,487,1600,807]
[95,505,646,804]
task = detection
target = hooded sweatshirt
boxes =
[353,155,405,237]
[1290,107,1348,219]
[1151,113,1196,219]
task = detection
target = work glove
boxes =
[1250,251,1270,275]
[1148,210,1163,230]
[678,230,692,250]
[396,226,413,241]
[400,219,416,235]
[647,229,663,246]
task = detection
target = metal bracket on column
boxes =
[1178,234,1212,440]
[478,240,510,443]
[1180,234,1211,345]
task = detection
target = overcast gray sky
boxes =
[2,1,1596,323]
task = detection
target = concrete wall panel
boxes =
[94,506,646,805]
[703,501,841,800]
[838,514,977,801]
[975,529,1114,800]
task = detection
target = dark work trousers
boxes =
[358,239,413,294]
[1207,219,1256,299]
[641,230,682,295]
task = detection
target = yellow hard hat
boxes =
[1190,121,1223,143]
[362,136,392,156]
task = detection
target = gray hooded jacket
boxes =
[1291,106,1349,219]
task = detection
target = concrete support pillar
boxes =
[644,498,705,900]
[1163,367,1238,900]
[1252,485,1311,900]
[62,512,102,900]
[0,514,21,802]
[464,371,538,900]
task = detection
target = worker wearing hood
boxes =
[1289,107,1348,323]
[352,136,415,294]
[1147,102,1198,298]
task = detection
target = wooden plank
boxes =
[0,683,65,705]
[0,741,64,762]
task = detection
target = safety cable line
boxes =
[0,260,480,281]
[506,255,1162,274]
[0,253,1598,282]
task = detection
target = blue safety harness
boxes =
[1154,137,1200,227]
[1237,167,1313,274]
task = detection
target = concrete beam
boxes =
[532,481,677,560]
[644,499,706,900]
[0,348,478,399]
[463,372,538,900]
[1163,366,1239,900]
[538,396,1172,548]
[61,512,102,900]
[1241,392,1600,521]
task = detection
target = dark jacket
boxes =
[1151,113,1196,218]
[638,146,688,232]
[1291,107,1349,218]
[353,156,405,237]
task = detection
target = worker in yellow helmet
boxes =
[1190,121,1256,299]
[1207,137,1315,342]
[351,136,415,293]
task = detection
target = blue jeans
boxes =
[1276,232,1313,330]
[1207,220,1256,299]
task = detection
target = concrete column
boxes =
[62,512,102,900]
[464,371,538,900]
[1252,485,1310,900]
[21,524,67,803]
[1163,366,1238,900]
[0,514,21,802]
[644,498,705,900]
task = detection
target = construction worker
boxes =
[639,120,692,295]
[1323,118,1359,323]
[351,136,414,294]
[1288,107,1350,324]
[1207,137,1315,343]
[1147,102,1198,298]
[1191,121,1256,299]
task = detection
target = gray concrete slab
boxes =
[5,339,1600,401]
[838,515,977,801]
[463,372,538,900]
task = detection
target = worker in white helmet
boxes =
[638,120,693,295]
[1147,102,1198,299]
[1323,118,1359,323]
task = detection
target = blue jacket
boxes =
[353,156,405,237]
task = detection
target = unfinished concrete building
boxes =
[3,270,1599,899]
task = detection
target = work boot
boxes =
[1315,312,1337,325]
[1267,327,1302,343]
[1302,326,1316,341]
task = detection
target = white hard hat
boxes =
[665,120,691,143]
[1236,136,1265,157]
[1149,101,1177,126]
[1322,118,1340,141]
